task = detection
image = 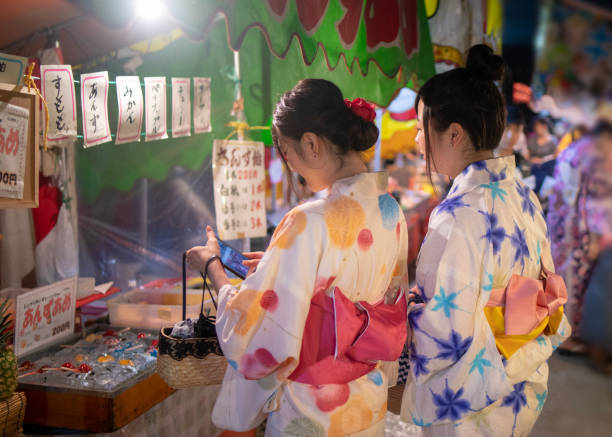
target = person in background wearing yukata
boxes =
[187,79,410,436]
[400,44,571,436]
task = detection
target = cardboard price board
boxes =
[212,140,266,240]
[14,277,77,357]
[0,82,39,209]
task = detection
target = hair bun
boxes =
[466,44,505,82]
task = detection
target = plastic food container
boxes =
[107,286,217,330]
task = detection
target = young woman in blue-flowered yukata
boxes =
[400,45,571,437]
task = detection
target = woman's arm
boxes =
[215,208,322,380]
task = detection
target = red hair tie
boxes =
[344,98,376,122]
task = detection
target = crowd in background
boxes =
[495,98,612,374]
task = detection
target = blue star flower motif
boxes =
[482,273,494,293]
[408,306,424,331]
[502,382,527,415]
[436,194,469,218]
[510,224,530,271]
[536,390,547,412]
[472,160,487,171]
[480,211,507,255]
[409,344,431,377]
[434,330,472,362]
[536,336,547,347]
[411,416,433,427]
[516,182,537,218]
[480,181,508,203]
[488,168,507,182]
[416,282,428,303]
[432,286,459,318]
[469,348,492,376]
[431,379,472,421]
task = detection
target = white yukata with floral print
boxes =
[401,156,571,437]
[212,172,409,436]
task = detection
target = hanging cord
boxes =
[182,252,219,320]
[23,62,49,152]
[224,121,270,140]
[200,256,220,314]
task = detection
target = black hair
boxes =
[272,79,379,155]
[416,44,506,177]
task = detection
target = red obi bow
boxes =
[289,287,407,385]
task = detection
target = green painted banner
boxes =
[76,1,434,203]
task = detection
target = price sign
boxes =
[213,140,266,240]
[14,277,77,357]
[0,103,29,199]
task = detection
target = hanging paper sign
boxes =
[0,103,29,199]
[213,140,266,240]
[80,71,111,148]
[41,65,77,142]
[0,53,27,86]
[115,76,144,145]
[14,277,77,357]
[145,77,168,141]
[193,77,211,133]
[172,78,191,138]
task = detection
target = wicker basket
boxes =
[156,327,227,388]
[0,391,26,436]
[156,253,228,389]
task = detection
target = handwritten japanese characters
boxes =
[80,71,112,147]
[171,78,191,138]
[14,277,77,357]
[115,76,144,145]
[193,77,211,133]
[0,103,29,199]
[145,77,168,142]
[41,65,77,142]
[213,140,266,240]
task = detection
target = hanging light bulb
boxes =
[136,0,164,21]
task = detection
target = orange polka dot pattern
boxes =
[270,210,307,249]
[324,196,366,248]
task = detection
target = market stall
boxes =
[0,0,437,434]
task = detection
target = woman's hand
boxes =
[186,226,221,272]
[242,251,264,277]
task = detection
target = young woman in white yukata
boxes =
[400,45,571,437]
[187,79,410,436]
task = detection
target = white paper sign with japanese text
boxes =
[14,277,77,357]
[145,77,168,141]
[0,53,27,86]
[171,78,191,138]
[80,71,111,148]
[115,76,143,145]
[193,77,211,133]
[41,65,77,142]
[213,140,266,240]
[0,103,29,199]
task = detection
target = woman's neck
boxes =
[454,149,495,178]
[326,153,368,187]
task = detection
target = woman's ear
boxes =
[301,132,321,159]
[449,122,467,148]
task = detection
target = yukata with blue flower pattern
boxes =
[401,156,570,436]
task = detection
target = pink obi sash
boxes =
[485,268,568,358]
[288,287,407,385]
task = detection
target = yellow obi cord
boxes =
[484,306,565,359]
